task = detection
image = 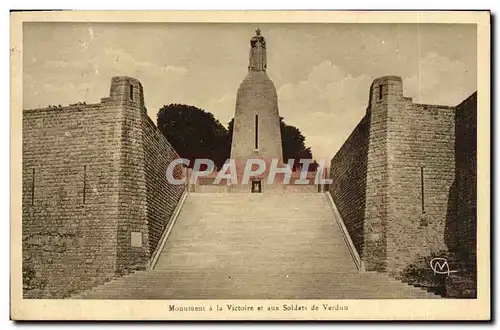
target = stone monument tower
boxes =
[230,29,283,167]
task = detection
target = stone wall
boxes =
[329,114,370,255]
[329,75,476,275]
[22,76,185,298]
[445,92,477,297]
[361,77,396,271]
[448,92,477,267]
[115,99,149,275]
[385,99,455,273]
[142,113,185,256]
[189,168,321,194]
[22,103,123,298]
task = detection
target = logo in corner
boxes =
[430,258,458,276]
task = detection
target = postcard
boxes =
[10,10,490,321]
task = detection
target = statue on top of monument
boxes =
[249,28,267,72]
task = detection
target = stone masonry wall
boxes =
[361,76,397,271]
[22,76,185,298]
[446,92,477,271]
[329,75,475,275]
[386,100,455,274]
[114,100,150,275]
[22,103,123,298]
[329,114,370,255]
[444,92,477,298]
[142,113,185,256]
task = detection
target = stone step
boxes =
[71,193,439,300]
[73,270,438,299]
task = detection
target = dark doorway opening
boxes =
[251,180,262,193]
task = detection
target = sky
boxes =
[23,23,477,161]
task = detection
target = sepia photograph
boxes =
[10,10,490,320]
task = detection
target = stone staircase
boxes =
[73,193,438,299]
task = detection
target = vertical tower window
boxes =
[378,84,384,101]
[31,168,35,206]
[129,85,134,101]
[255,114,259,150]
[83,165,87,205]
[420,166,425,214]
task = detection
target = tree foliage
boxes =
[157,104,230,169]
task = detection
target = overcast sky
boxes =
[23,23,477,161]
